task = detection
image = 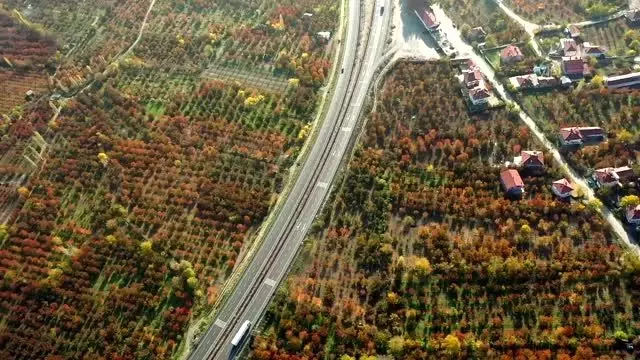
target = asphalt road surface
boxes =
[187,0,392,359]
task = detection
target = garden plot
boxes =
[201,64,289,93]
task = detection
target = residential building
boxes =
[519,150,544,168]
[551,178,574,198]
[582,42,607,58]
[509,74,560,90]
[463,68,484,88]
[500,44,524,63]
[593,166,635,187]
[605,72,640,89]
[560,127,583,145]
[500,169,525,196]
[509,74,537,89]
[578,126,606,143]
[469,87,491,105]
[561,38,580,57]
[562,57,587,78]
[560,126,605,145]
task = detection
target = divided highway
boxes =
[188,0,392,358]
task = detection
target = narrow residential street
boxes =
[492,0,542,55]
[431,4,638,253]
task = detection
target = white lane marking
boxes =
[264,278,276,287]
[341,127,352,132]
[214,318,227,328]
[317,182,328,189]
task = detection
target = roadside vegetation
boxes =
[249,61,640,359]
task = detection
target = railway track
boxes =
[201,2,375,359]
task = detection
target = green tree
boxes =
[586,198,603,212]
[388,336,405,356]
[140,240,153,255]
[618,129,635,144]
[442,334,461,355]
[620,195,640,209]
[614,330,629,341]
[414,257,432,276]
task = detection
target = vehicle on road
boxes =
[231,321,252,348]
[380,6,384,15]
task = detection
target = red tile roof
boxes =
[563,58,585,75]
[560,127,583,141]
[521,150,544,167]
[552,178,574,194]
[594,168,617,184]
[470,87,491,100]
[562,39,578,54]
[501,44,523,59]
[501,169,524,190]
[464,69,483,85]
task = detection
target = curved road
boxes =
[187,0,392,359]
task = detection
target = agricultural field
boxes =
[581,19,633,56]
[519,88,640,176]
[501,0,625,24]
[249,61,640,359]
[437,0,527,46]
[0,9,57,113]
[0,0,339,359]
[0,71,49,113]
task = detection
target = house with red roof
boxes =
[469,87,491,105]
[561,38,580,57]
[500,45,524,64]
[582,42,607,58]
[500,169,524,196]
[551,178,574,199]
[560,126,605,145]
[593,166,636,187]
[519,150,544,168]
[560,127,583,145]
[463,68,484,88]
[562,57,587,78]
